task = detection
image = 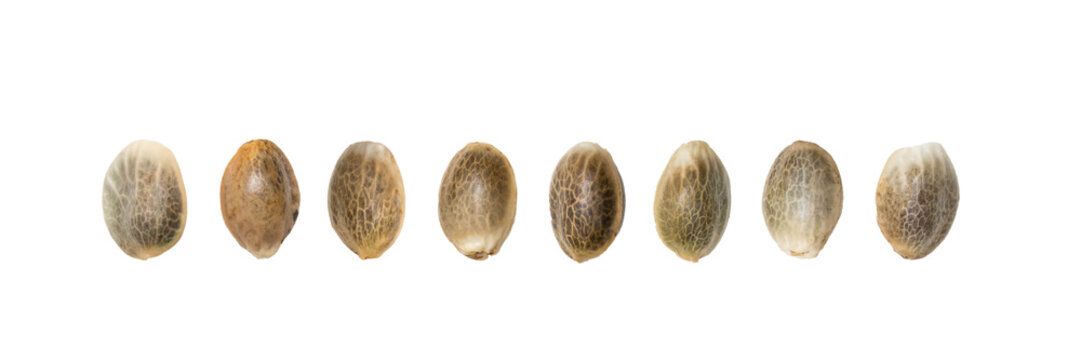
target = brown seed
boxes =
[762,140,843,258]
[875,143,959,259]
[438,142,517,260]
[220,139,300,259]
[654,141,731,262]
[328,142,405,259]
[549,142,625,263]
[102,140,187,260]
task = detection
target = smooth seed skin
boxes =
[220,139,300,259]
[438,142,517,260]
[549,142,625,263]
[102,140,187,260]
[762,141,843,258]
[654,141,731,262]
[876,143,959,260]
[328,142,405,260]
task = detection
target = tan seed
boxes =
[875,143,959,259]
[762,141,843,258]
[654,141,731,262]
[438,142,517,260]
[220,139,300,259]
[328,142,405,260]
[102,140,187,260]
[549,142,625,263]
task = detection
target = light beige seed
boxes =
[328,142,405,259]
[220,139,300,259]
[103,140,187,260]
[654,141,731,262]
[438,142,517,260]
[549,142,625,263]
[762,141,843,258]
[876,143,959,259]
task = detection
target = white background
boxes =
[1,1,1078,358]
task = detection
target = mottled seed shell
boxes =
[328,142,405,259]
[762,141,843,258]
[220,139,300,259]
[654,141,731,262]
[438,142,517,260]
[549,142,625,263]
[876,143,959,260]
[103,140,187,260]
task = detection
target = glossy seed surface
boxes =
[549,142,625,263]
[762,140,843,258]
[876,143,959,259]
[438,142,517,260]
[654,141,731,262]
[103,140,187,260]
[328,142,405,259]
[220,139,300,259]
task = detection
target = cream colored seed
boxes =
[761,140,843,258]
[102,140,187,260]
[438,142,517,260]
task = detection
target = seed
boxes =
[549,142,625,263]
[654,141,731,262]
[438,142,517,260]
[220,139,300,259]
[328,142,405,259]
[102,140,187,260]
[875,143,959,259]
[761,141,843,258]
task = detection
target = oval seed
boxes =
[220,139,300,259]
[654,141,731,262]
[438,142,517,260]
[102,140,187,260]
[328,142,405,259]
[875,143,959,259]
[549,142,625,263]
[762,140,843,258]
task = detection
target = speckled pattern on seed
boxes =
[328,142,405,260]
[438,142,517,260]
[654,141,730,262]
[876,143,959,260]
[761,140,843,258]
[220,139,300,259]
[102,140,187,260]
[549,142,625,263]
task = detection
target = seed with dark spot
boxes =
[220,139,300,259]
